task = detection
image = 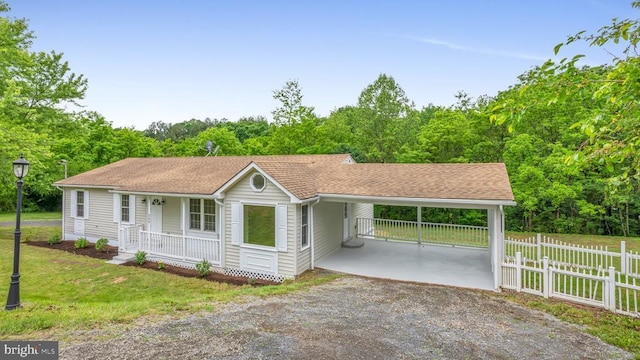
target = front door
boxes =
[343,202,351,241]
[150,197,163,233]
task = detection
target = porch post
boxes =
[488,206,501,290]
[417,206,422,244]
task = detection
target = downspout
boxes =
[308,198,320,269]
[56,186,65,240]
[215,198,225,268]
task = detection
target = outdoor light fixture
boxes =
[6,154,29,310]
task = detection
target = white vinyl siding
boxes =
[64,188,117,242]
[224,171,295,276]
[313,201,343,262]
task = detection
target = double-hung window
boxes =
[121,195,130,222]
[189,199,216,232]
[76,191,85,218]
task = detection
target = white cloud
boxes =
[403,36,548,61]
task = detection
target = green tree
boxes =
[355,74,418,162]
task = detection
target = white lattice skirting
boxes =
[224,268,286,283]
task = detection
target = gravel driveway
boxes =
[60,276,632,360]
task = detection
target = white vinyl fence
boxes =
[502,252,639,317]
[504,234,640,276]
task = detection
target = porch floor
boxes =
[316,238,494,291]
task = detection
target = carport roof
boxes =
[54,154,515,203]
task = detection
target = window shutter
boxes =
[231,202,241,245]
[129,195,136,224]
[113,194,120,223]
[84,191,90,219]
[71,190,77,218]
[276,204,288,252]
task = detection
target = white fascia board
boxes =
[318,193,516,209]
[108,190,218,199]
[54,184,116,190]
[214,162,302,204]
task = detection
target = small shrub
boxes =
[196,259,211,277]
[247,277,256,286]
[95,238,108,251]
[134,251,147,265]
[48,234,61,245]
[157,261,165,270]
[74,238,88,249]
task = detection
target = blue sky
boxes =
[7,0,634,130]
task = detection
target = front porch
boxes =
[316,238,494,291]
[119,224,222,267]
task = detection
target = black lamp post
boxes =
[6,153,29,310]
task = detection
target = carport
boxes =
[311,162,516,291]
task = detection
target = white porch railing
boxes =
[356,217,489,248]
[502,252,639,317]
[138,230,221,266]
[504,233,639,276]
[120,224,145,251]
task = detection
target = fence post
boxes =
[542,257,549,299]
[607,267,616,312]
[536,233,541,261]
[516,252,522,292]
[138,228,143,251]
[620,241,626,275]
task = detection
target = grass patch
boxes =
[507,232,640,252]
[0,212,61,222]
[0,236,339,339]
[502,292,640,357]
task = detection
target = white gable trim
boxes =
[214,162,302,203]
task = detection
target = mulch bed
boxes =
[26,240,279,286]
[28,240,118,260]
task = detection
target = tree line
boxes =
[1,1,639,236]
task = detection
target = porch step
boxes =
[107,253,135,265]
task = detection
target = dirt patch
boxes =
[58,276,633,360]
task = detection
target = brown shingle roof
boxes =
[54,155,514,202]
[316,163,514,201]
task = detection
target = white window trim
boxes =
[249,173,267,192]
[71,190,89,220]
[300,204,310,251]
[232,201,287,252]
[187,198,217,235]
[113,194,136,224]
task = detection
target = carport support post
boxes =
[417,206,422,244]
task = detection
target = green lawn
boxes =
[0,212,61,222]
[0,229,338,339]
[506,232,640,252]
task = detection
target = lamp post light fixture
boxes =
[6,153,29,310]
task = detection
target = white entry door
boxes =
[343,202,351,241]
[150,197,163,233]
